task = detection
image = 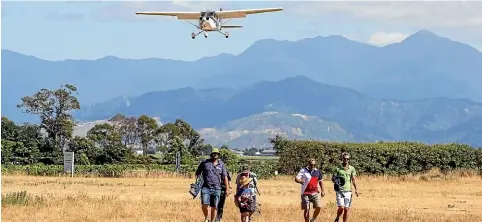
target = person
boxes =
[295,158,325,222]
[235,164,259,221]
[216,169,232,222]
[332,152,359,222]
[195,148,231,222]
[234,175,257,222]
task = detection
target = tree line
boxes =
[4,83,482,178]
[1,84,219,166]
[270,135,482,176]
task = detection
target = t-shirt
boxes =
[296,167,323,195]
[195,159,228,189]
[332,164,356,192]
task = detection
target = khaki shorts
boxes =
[301,193,322,210]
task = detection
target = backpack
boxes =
[332,175,346,197]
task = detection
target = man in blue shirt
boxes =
[195,148,231,222]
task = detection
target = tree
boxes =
[109,114,139,146]
[136,115,159,156]
[87,123,131,164]
[269,134,288,155]
[219,148,240,166]
[68,136,97,165]
[17,84,80,159]
[173,119,204,157]
[1,117,42,164]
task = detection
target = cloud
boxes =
[290,1,482,31]
[368,32,409,46]
[90,1,240,22]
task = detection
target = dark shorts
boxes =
[201,187,222,208]
[239,195,257,213]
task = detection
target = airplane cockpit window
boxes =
[207,12,215,17]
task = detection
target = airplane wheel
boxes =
[191,32,195,39]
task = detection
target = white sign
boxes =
[63,152,74,177]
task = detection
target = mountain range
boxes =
[69,75,482,148]
[2,29,482,148]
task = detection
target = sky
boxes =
[2,0,482,61]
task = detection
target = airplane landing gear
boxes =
[225,32,229,38]
[204,32,208,38]
[191,32,196,39]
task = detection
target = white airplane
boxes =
[135,7,283,39]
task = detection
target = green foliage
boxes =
[271,136,482,176]
[4,84,482,180]
[16,84,80,152]
[219,148,240,166]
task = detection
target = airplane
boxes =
[135,7,283,39]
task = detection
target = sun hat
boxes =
[239,175,253,186]
[211,148,220,155]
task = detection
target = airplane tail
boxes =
[222,25,243,28]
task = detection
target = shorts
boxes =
[301,193,322,210]
[335,191,353,208]
[201,187,222,208]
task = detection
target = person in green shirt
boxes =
[331,152,359,222]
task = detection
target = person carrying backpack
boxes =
[234,175,257,222]
[235,164,259,221]
[331,152,359,222]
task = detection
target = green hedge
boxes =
[274,140,482,176]
[1,160,280,179]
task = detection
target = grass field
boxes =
[2,170,482,222]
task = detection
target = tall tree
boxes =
[17,84,80,160]
[136,115,159,155]
[87,123,131,164]
[109,114,139,146]
[173,119,204,157]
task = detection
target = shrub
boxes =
[272,138,482,176]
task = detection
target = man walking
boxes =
[295,158,325,222]
[195,148,231,222]
[332,152,359,222]
[216,169,232,222]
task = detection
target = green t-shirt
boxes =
[332,164,357,192]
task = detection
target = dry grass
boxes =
[2,169,482,222]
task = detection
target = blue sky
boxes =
[2,0,482,61]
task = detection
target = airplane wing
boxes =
[216,7,283,19]
[135,11,201,20]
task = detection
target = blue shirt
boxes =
[195,159,228,189]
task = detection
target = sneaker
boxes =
[204,219,210,222]
[310,219,317,222]
[334,218,339,222]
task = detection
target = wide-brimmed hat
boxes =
[239,175,252,186]
[210,148,220,155]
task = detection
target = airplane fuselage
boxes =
[198,11,221,31]
[199,18,218,31]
